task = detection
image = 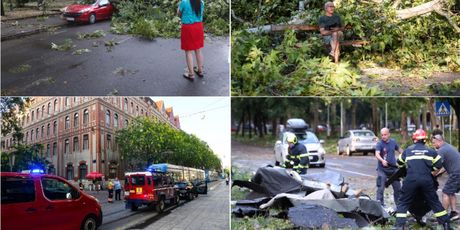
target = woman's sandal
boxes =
[193,66,204,78]
[183,72,195,81]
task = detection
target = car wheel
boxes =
[172,195,179,205]
[187,192,194,201]
[156,198,165,213]
[89,13,96,24]
[363,152,369,156]
[130,203,138,211]
[346,146,352,156]
[81,215,97,230]
[336,146,341,155]
[319,163,325,168]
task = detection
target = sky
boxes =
[151,97,230,168]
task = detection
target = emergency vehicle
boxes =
[1,170,103,230]
[124,164,179,212]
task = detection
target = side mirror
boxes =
[319,140,325,144]
[66,193,72,200]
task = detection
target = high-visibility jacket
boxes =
[285,143,309,173]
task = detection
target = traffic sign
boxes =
[435,101,451,117]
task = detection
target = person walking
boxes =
[178,0,205,80]
[394,129,450,229]
[432,132,460,221]
[114,177,122,201]
[107,180,114,203]
[375,127,403,207]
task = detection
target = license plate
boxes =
[124,191,129,196]
[66,17,74,21]
[136,187,142,194]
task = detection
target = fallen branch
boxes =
[434,8,460,33]
[231,10,245,24]
[396,0,441,20]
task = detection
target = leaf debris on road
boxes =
[72,48,91,55]
[8,64,31,74]
[113,67,139,76]
[77,30,106,40]
[51,39,75,51]
[105,39,119,52]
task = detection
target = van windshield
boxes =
[130,175,145,186]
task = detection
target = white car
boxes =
[337,129,378,156]
[274,131,326,167]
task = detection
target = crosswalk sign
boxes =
[435,101,451,117]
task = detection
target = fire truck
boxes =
[124,164,179,212]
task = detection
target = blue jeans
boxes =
[376,169,401,206]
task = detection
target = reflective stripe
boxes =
[434,210,448,217]
[397,154,405,166]
[298,153,309,158]
[432,155,441,164]
[406,155,433,161]
[396,213,407,218]
[433,167,438,170]
[293,165,308,169]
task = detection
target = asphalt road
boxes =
[90,180,228,230]
[1,20,229,96]
[231,140,459,210]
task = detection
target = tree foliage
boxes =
[1,143,48,172]
[111,0,228,39]
[231,0,460,96]
[1,97,27,140]
[115,116,221,170]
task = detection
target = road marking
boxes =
[326,166,376,178]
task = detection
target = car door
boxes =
[96,0,110,19]
[1,176,45,230]
[40,176,83,230]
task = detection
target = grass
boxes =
[232,133,277,148]
[232,216,294,230]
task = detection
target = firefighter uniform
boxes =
[395,138,449,228]
[284,143,309,174]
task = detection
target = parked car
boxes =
[1,171,103,230]
[62,0,114,24]
[337,130,378,156]
[124,169,179,212]
[174,180,207,201]
[274,131,326,167]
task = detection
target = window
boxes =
[124,119,129,127]
[83,135,89,150]
[114,114,118,128]
[65,97,70,107]
[47,124,50,136]
[141,109,144,115]
[47,102,51,114]
[46,144,50,157]
[26,132,29,143]
[53,121,57,135]
[42,177,79,200]
[79,164,87,180]
[41,106,45,118]
[107,135,112,149]
[36,128,39,140]
[65,165,74,181]
[124,98,128,111]
[54,99,58,112]
[1,177,35,204]
[83,109,89,125]
[99,0,109,5]
[73,137,79,152]
[106,110,111,126]
[31,130,34,142]
[65,116,70,129]
[36,108,40,120]
[74,113,79,128]
[31,111,34,122]
[136,106,139,115]
[53,142,57,156]
[41,126,44,139]
[131,102,134,113]
[64,139,70,153]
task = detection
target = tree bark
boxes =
[396,0,442,20]
[422,106,427,130]
[429,98,437,130]
[401,111,407,143]
[331,102,337,135]
[351,101,357,129]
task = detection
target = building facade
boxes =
[1,97,180,180]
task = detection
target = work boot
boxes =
[449,211,460,221]
[443,222,453,230]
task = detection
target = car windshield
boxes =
[76,0,96,5]
[296,132,319,144]
[130,175,145,186]
[353,131,375,137]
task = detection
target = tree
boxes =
[2,143,48,172]
[1,97,28,139]
[116,117,221,171]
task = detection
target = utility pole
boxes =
[385,102,388,128]
[340,101,345,137]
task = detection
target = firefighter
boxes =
[394,129,450,229]
[283,133,309,174]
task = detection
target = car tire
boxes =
[156,198,165,213]
[187,192,194,201]
[172,195,179,205]
[89,13,96,24]
[81,215,97,230]
[130,203,138,211]
[363,152,369,156]
[336,146,341,155]
[319,163,325,168]
[346,146,352,156]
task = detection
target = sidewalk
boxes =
[1,13,67,41]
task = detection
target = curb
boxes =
[1,11,61,22]
[1,23,65,41]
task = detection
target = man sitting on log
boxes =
[318,1,344,63]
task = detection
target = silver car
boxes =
[274,131,326,167]
[337,130,378,156]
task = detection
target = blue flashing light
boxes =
[31,169,44,174]
[146,163,168,173]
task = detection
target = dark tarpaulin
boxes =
[288,204,359,229]
[233,166,302,197]
[232,197,272,217]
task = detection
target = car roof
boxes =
[0,172,63,179]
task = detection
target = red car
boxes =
[62,0,114,24]
[1,171,103,230]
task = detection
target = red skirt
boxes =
[181,22,204,51]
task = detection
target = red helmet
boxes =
[412,129,427,140]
